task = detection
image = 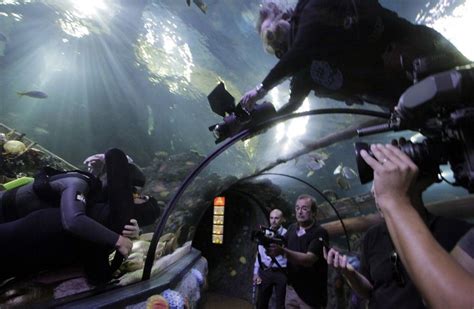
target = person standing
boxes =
[253,208,287,309]
[268,194,329,308]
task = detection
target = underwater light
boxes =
[73,0,107,18]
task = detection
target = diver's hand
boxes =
[115,235,133,258]
[83,153,106,175]
[241,84,268,112]
[122,219,140,240]
[324,247,354,275]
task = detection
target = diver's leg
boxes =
[0,208,78,279]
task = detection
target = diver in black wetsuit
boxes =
[240,0,470,113]
[0,149,161,282]
[0,173,131,255]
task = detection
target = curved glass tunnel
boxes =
[0,0,473,307]
[147,113,473,305]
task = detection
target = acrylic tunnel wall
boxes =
[2,110,473,307]
[142,110,473,305]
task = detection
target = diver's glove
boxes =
[240,83,268,113]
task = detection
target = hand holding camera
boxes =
[355,64,474,192]
[361,144,419,208]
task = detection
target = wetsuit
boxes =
[0,174,119,248]
[0,149,160,281]
[265,0,470,114]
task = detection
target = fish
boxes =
[0,32,7,42]
[147,105,154,135]
[33,127,49,136]
[306,159,325,171]
[342,166,358,180]
[304,151,328,171]
[333,163,358,180]
[336,176,351,190]
[333,163,343,175]
[193,0,207,13]
[16,91,48,99]
[323,189,338,202]
[186,0,191,6]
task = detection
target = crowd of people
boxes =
[1,0,473,306]
[249,0,474,307]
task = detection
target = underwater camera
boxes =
[251,226,286,248]
[207,82,277,144]
[355,64,474,192]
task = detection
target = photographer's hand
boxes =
[361,143,474,308]
[323,247,373,299]
[360,144,418,210]
[323,247,354,274]
[266,243,284,257]
[253,274,262,285]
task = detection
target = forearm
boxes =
[382,199,474,308]
[341,269,373,299]
[62,213,119,248]
[283,247,316,267]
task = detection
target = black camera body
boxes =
[355,64,474,192]
[207,82,277,144]
[251,226,286,248]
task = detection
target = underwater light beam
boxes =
[72,0,107,18]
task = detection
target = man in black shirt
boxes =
[269,194,329,308]
[240,0,469,114]
[324,175,472,308]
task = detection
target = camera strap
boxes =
[257,251,287,275]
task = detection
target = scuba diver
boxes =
[0,148,161,284]
[241,0,470,112]
[203,0,471,143]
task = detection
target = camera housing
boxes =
[355,64,474,192]
[207,82,277,143]
[251,226,286,248]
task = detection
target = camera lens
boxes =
[354,140,442,184]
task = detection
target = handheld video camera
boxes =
[354,63,474,192]
[207,82,277,144]
[251,226,286,248]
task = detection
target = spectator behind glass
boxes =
[268,194,329,308]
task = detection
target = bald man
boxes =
[253,208,287,309]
